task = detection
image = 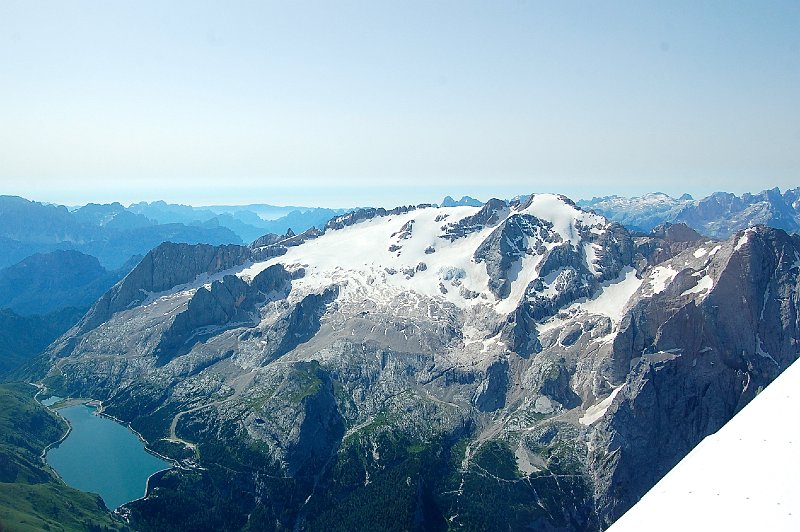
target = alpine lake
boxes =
[45,402,172,509]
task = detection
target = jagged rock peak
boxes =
[647,222,706,242]
[441,195,483,207]
[77,242,253,334]
[581,187,800,237]
[251,228,297,248]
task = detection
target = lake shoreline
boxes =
[38,390,177,510]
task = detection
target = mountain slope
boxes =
[36,194,800,530]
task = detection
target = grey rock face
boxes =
[634,222,707,270]
[77,242,253,335]
[518,223,633,324]
[589,226,800,527]
[154,265,293,364]
[441,198,507,241]
[473,358,509,411]
[250,227,324,262]
[324,205,420,231]
[475,214,558,298]
[250,229,294,248]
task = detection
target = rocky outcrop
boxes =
[324,205,423,231]
[154,265,293,364]
[475,214,558,298]
[250,227,324,262]
[250,229,295,248]
[78,242,252,335]
[473,358,509,411]
[441,198,507,241]
[634,222,707,269]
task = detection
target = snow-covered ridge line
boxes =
[323,203,435,232]
[322,193,603,236]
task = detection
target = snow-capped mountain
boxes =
[243,194,626,338]
[38,193,800,530]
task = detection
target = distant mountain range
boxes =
[0,196,348,269]
[0,250,134,316]
[3,187,797,273]
[2,186,799,529]
[578,187,800,238]
[1,186,798,378]
[0,250,136,376]
[127,201,347,243]
[440,195,483,207]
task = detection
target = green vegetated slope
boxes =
[0,308,85,377]
[114,363,591,531]
[0,382,127,531]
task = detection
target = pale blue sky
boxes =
[1,1,798,207]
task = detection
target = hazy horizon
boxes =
[6,183,799,211]
[2,1,798,207]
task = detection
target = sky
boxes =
[1,0,799,208]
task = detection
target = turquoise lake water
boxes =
[46,405,171,509]
[40,395,62,406]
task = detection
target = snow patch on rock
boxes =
[681,275,713,297]
[648,266,678,295]
[579,268,642,324]
[579,385,623,426]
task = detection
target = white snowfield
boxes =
[578,268,641,324]
[609,357,800,532]
[240,194,609,316]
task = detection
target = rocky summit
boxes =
[37,193,800,531]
